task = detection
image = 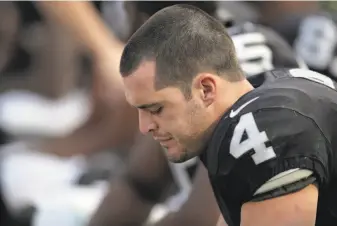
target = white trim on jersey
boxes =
[253,169,313,196]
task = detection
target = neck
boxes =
[200,79,254,150]
[216,79,254,117]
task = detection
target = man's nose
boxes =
[138,111,157,134]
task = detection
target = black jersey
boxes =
[200,68,337,226]
[228,22,304,78]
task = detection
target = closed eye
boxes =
[150,106,163,115]
[136,103,164,115]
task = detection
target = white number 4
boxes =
[230,112,276,165]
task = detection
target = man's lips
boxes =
[154,137,173,146]
[154,137,172,142]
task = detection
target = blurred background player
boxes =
[0,2,118,226]
[248,1,337,80]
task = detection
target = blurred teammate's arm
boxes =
[35,1,139,156]
[35,1,123,61]
[36,1,124,99]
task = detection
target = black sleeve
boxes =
[218,108,329,202]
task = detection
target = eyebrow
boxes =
[136,103,161,110]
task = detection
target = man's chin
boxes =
[165,147,194,163]
[168,155,187,163]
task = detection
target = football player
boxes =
[120,4,337,226]
[88,2,306,226]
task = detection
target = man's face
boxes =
[123,61,215,163]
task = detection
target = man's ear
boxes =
[193,73,217,107]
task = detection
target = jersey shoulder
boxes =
[248,68,337,90]
[245,69,337,131]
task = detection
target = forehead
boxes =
[123,61,183,106]
[123,61,160,105]
[124,60,155,89]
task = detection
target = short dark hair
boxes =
[120,4,243,96]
